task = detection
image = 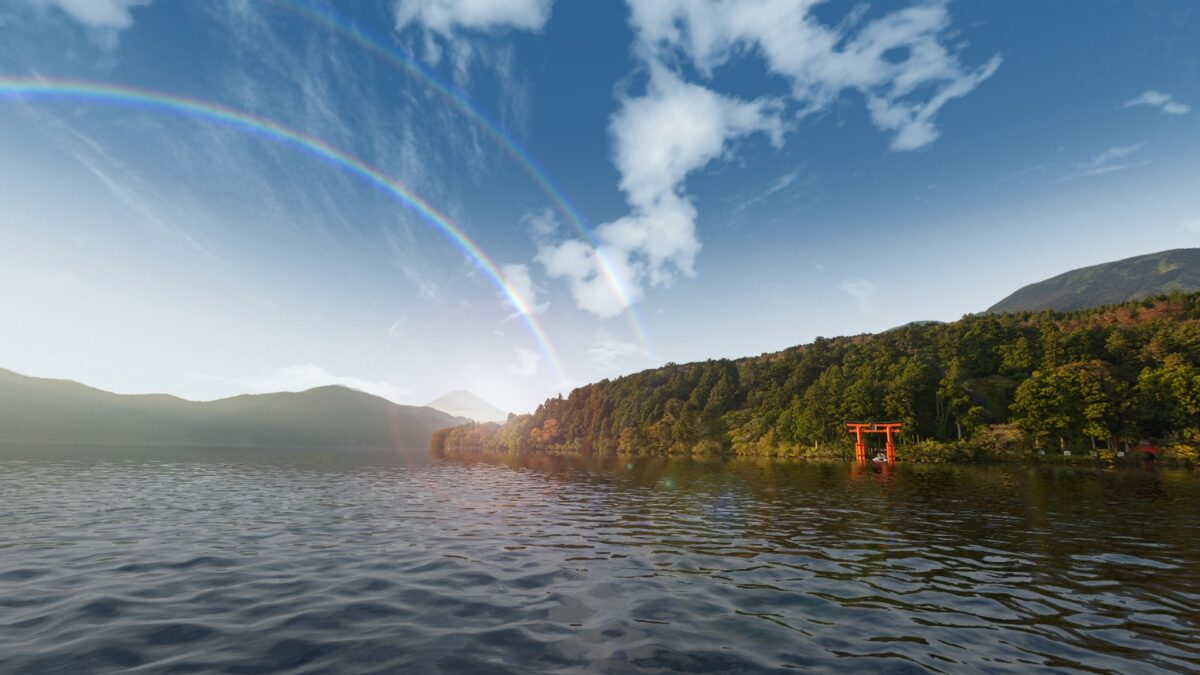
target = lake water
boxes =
[2,449,1199,673]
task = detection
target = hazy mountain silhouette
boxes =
[0,368,466,453]
[426,390,509,423]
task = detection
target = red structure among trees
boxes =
[1132,443,1159,458]
[846,422,902,463]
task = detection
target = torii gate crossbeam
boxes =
[846,422,902,464]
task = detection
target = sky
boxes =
[1,0,1198,413]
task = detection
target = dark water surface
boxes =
[2,449,1199,674]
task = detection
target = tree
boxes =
[937,358,973,440]
[530,418,561,446]
[1012,367,1080,449]
[998,336,1035,375]
[1136,355,1200,437]
[1071,360,1129,448]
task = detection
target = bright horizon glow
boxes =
[1,2,1196,411]
[0,76,566,381]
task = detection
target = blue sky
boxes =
[1,0,1197,412]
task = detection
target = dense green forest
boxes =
[433,293,1200,463]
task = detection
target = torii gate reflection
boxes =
[846,422,902,464]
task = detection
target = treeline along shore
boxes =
[432,293,1200,464]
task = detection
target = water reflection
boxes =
[1,448,1197,673]
[432,453,1200,672]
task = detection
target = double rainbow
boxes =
[0,77,565,378]
[265,0,653,354]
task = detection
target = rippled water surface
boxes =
[2,449,1199,673]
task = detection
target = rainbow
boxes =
[265,0,653,354]
[0,76,565,378]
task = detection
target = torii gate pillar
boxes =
[846,422,902,464]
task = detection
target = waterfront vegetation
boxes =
[433,292,1200,464]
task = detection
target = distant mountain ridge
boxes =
[988,248,1200,314]
[0,368,466,453]
[426,390,508,423]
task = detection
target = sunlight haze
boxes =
[2,1,1196,411]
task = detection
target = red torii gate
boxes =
[846,422,902,464]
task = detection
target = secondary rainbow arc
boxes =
[266,0,654,355]
[0,76,565,379]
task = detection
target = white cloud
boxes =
[394,0,554,65]
[610,66,785,210]
[839,278,876,315]
[394,0,553,35]
[537,239,644,318]
[587,332,647,370]
[1121,90,1191,116]
[500,262,548,315]
[506,348,541,377]
[627,0,1001,150]
[865,56,1001,151]
[537,0,997,318]
[206,364,413,404]
[28,0,149,31]
[538,66,783,317]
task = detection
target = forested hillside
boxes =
[988,248,1200,313]
[433,293,1200,462]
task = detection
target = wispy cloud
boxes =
[522,207,560,239]
[587,331,647,370]
[995,162,1053,186]
[505,348,541,377]
[385,316,410,339]
[1120,90,1191,116]
[729,170,799,216]
[382,226,447,303]
[201,0,538,303]
[32,117,222,262]
[500,263,548,316]
[839,279,876,315]
[25,0,151,45]
[1060,142,1149,181]
[388,1,547,164]
[1081,143,1143,167]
